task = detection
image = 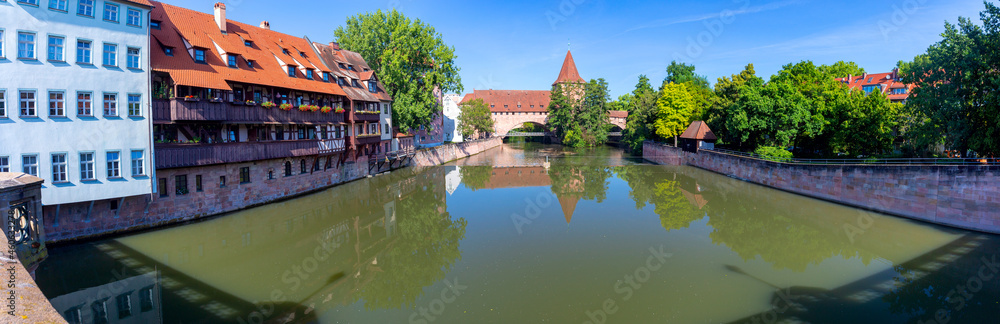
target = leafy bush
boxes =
[754,146,793,162]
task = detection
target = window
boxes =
[91,300,109,324]
[77,40,92,64]
[163,46,173,56]
[22,155,38,176]
[126,47,140,69]
[103,93,117,116]
[300,159,307,174]
[106,151,120,178]
[323,72,330,82]
[246,60,255,68]
[239,167,250,184]
[150,20,161,29]
[0,157,7,173]
[49,0,67,11]
[306,69,314,79]
[0,90,6,118]
[139,286,154,312]
[195,175,202,192]
[77,92,92,116]
[193,48,205,63]
[287,66,296,77]
[18,32,36,59]
[368,81,377,93]
[175,175,188,195]
[284,161,292,176]
[130,150,144,176]
[103,3,119,22]
[267,169,274,180]
[51,153,67,182]
[47,35,64,61]
[127,94,141,116]
[0,30,4,58]
[19,90,36,117]
[78,0,94,17]
[244,40,253,47]
[891,88,907,95]
[48,91,65,117]
[219,175,226,187]
[227,54,237,68]
[19,0,39,6]
[64,306,83,324]
[282,48,290,55]
[80,152,94,180]
[116,293,131,319]
[862,85,881,94]
[299,51,306,58]
[351,79,360,88]
[126,8,141,26]
[157,178,167,197]
[102,43,116,66]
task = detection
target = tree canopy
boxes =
[655,82,695,146]
[548,79,611,147]
[334,9,463,131]
[457,98,494,139]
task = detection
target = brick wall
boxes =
[43,154,370,243]
[643,141,1000,234]
[412,137,503,166]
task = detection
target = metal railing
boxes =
[705,148,999,166]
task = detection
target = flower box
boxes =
[183,96,200,102]
[261,102,276,109]
[279,103,293,111]
[320,106,333,113]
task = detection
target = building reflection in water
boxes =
[48,271,162,324]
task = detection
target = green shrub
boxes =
[754,146,793,162]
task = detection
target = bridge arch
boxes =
[492,111,629,137]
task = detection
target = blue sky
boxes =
[168,0,988,97]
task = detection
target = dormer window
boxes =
[338,63,346,69]
[194,49,206,63]
[299,51,306,58]
[164,47,174,56]
[227,54,237,68]
[287,66,296,77]
[351,79,360,88]
[282,48,290,55]
[247,60,255,68]
[368,81,377,93]
[323,72,330,82]
[337,77,345,86]
[244,40,253,47]
[347,65,355,71]
[150,20,161,30]
[306,69,314,80]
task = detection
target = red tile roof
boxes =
[122,0,154,7]
[680,121,717,141]
[312,42,392,102]
[554,50,585,85]
[609,110,628,118]
[460,90,552,113]
[149,1,345,96]
[834,70,915,101]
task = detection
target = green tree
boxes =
[710,64,761,145]
[817,61,866,78]
[655,82,695,146]
[663,61,713,122]
[334,9,463,131]
[897,2,1000,157]
[457,98,494,139]
[548,79,611,147]
[621,75,661,153]
[831,90,901,156]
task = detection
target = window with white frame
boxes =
[0,157,8,172]
[47,35,64,61]
[77,91,92,116]
[77,39,92,64]
[18,0,39,6]
[127,47,140,69]
[22,155,38,176]
[48,91,65,116]
[103,3,119,22]
[49,0,67,11]
[17,32,35,59]
[126,8,141,26]
[0,90,5,118]
[127,94,141,116]
[103,93,117,116]
[102,43,116,66]
[0,30,5,58]
[77,0,94,17]
[131,150,144,176]
[51,153,67,183]
[80,152,95,180]
[106,151,120,178]
[19,90,36,117]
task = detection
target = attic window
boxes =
[244,40,253,47]
[368,81,377,93]
[351,79,360,88]
[282,48,290,55]
[337,77,345,86]
[517,105,521,108]
[299,51,306,58]
[867,77,873,83]
[194,49,206,64]
[306,69,314,80]
[363,68,370,72]
[150,20,161,30]
[164,47,174,56]
[288,66,296,78]
[347,65,355,71]
[504,105,508,108]
[247,60,255,68]
[323,72,330,82]
[227,54,237,68]
[338,63,346,69]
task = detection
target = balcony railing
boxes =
[356,134,384,145]
[354,111,382,122]
[153,99,346,124]
[155,139,346,169]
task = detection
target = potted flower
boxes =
[183,95,199,102]
[320,106,333,113]
[309,105,320,112]
[298,104,310,112]
[279,103,293,111]
[246,100,257,106]
[261,101,276,109]
[335,107,345,113]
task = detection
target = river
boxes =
[35,143,1000,323]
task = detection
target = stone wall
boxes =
[43,154,369,243]
[412,137,503,166]
[643,141,1000,234]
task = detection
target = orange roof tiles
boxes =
[149,1,345,97]
[312,42,393,102]
[680,121,717,141]
[609,110,628,118]
[554,50,585,85]
[834,70,915,100]
[460,90,552,113]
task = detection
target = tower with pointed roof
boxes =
[553,50,586,103]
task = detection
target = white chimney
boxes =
[214,2,227,33]
[260,21,270,30]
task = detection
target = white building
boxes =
[442,93,463,143]
[0,0,154,207]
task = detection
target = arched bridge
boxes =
[492,110,628,137]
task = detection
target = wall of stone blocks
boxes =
[412,137,503,166]
[43,154,370,243]
[643,141,1000,234]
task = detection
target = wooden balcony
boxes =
[356,134,384,146]
[155,139,346,169]
[152,99,346,124]
[354,111,382,122]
